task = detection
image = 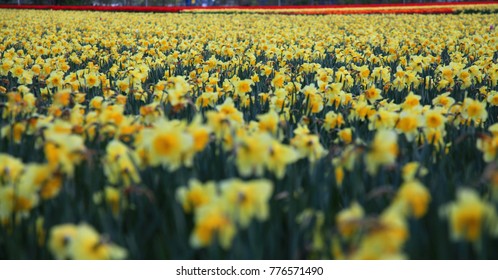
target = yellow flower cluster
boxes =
[440,189,498,242]
[1,9,497,259]
[184,3,498,14]
[48,223,127,260]
[334,161,431,259]
[177,178,273,249]
[477,123,498,162]
[0,154,65,225]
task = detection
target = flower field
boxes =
[1,2,497,14]
[0,5,498,260]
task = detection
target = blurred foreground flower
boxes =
[440,189,498,242]
[190,202,237,249]
[49,223,127,260]
[365,129,398,175]
[336,202,364,239]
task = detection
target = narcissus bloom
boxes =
[402,92,421,110]
[221,179,273,228]
[1,122,26,144]
[137,119,194,171]
[440,189,497,242]
[365,130,398,175]
[271,73,285,88]
[323,111,345,131]
[48,224,127,260]
[235,132,272,177]
[337,128,353,144]
[350,203,408,260]
[368,109,398,130]
[46,71,64,89]
[395,111,421,141]
[486,90,498,106]
[363,85,382,104]
[395,180,431,218]
[103,140,141,187]
[2,8,498,260]
[43,133,86,177]
[234,79,254,97]
[48,224,77,260]
[257,110,280,135]
[19,163,63,200]
[336,202,364,238]
[176,179,217,213]
[190,202,236,249]
[291,126,327,163]
[215,98,244,125]
[477,133,498,162]
[116,78,130,93]
[0,154,24,186]
[166,76,191,107]
[0,181,40,223]
[69,224,127,260]
[266,140,299,179]
[462,98,488,125]
[424,108,446,130]
[432,92,455,108]
[187,116,212,152]
[85,71,101,88]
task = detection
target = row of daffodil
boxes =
[1,10,498,259]
[453,4,498,14]
[183,3,498,15]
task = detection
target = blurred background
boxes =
[0,0,488,8]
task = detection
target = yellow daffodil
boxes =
[220,179,273,228]
[176,179,217,213]
[365,129,398,175]
[441,189,497,242]
[336,202,364,238]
